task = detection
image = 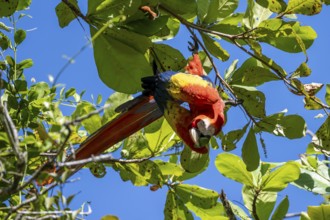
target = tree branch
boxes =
[219,190,236,220]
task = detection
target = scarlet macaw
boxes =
[69,44,225,164]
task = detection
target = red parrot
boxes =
[59,43,225,175]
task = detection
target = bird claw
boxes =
[188,36,199,54]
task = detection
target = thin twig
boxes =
[57,154,152,168]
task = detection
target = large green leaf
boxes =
[164,191,194,220]
[215,153,254,186]
[256,19,317,53]
[150,17,181,41]
[91,27,153,93]
[124,16,169,37]
[285,0,322,15]
[185,202,227,220]
[242,127,260,172]
[154,160,184,177]
[232,85,266,118]
[175,184,218,209]
[113,160,163,186]
[256,112,306,139]
[261,162,300,191]
[230,57,280,86]
[55,0,79,28]
[243,185,277,220]
[271,196,289,220]
[180,146,209,173]
[122,131,151,158]
[145,118,179,154]
[210,13,245,36]
[197,0,239,24]
[201,33,229,61]
[243,0,272,29]
[307,205,330,220]
[256,0,287,13]
[150,44,186,72]
[0,0,18,17]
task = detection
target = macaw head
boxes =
[189,116,216,149]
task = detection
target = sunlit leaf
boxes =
[219,123,249,151]
[291,62,311,78]
[175,184,218,209]
[256,0,287,13]
[261,162,300,191]
[17,0,31,11]
[102,92,132,124]
[215,153,254,186]
[285,0,322,15]
[312,116,330,153]
[14,29,26,45]
[256,19,317,53]
[154,160,184,177]
[242,185,277,220]
[271,196,289,220]
[307,205,330,220]
[243,0,272,29]
[164,191,194,220]
[72,101,102,134]
[185,202,227,220]
[101,215,119,220]
[242,127,260,172]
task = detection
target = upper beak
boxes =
[189,127,211,148]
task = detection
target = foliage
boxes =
[0,0,329,219]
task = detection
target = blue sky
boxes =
[12,1,330,219]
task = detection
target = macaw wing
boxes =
[167,73,220,106]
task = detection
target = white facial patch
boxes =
[197,119,215,136]
[189,127,200,146]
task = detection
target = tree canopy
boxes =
[0,0,329,219]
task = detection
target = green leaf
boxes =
[14,29,26,45]
[0,33,10,50]
[230,57,280,86]
[159,0,197,19]
[201,33,229,61]
[232,85,266,118]
[219,122,249,151]
[151,44,186,72]
[102,92,132,124]
[261,162,300,191]
[215,153,254,186]
[325,84,330,106]
[243,185,277,220]
[285,0,322,15]
[55,0,79,28]
[87,0,140,22]
[164,191,194,220]
[125,16,169,37]
[91,26,153,93]
[113,160,163,186]
[256,0,287,13]
[0,0,18,17]
[175,184,218,209]
[150,17,180,41]
[291,62,311,78]
[122,131,151,158]
[154,160,184,177]
[0,22,10,31]
[72,101,102,134]
[304,96,324,110]
[17,59,33,70]
[312,116,330,153]
[145,118,178,154]
[242,127,260,172]
[256,19,317,53]
[17,0,31,11]
[185,202,227,220]
[243,0,272,29]
[256,112,306,139]
[210,13,245,36]
[197,0,239,24]
[101,215,119,220]
[180,146,209,173]
[271,196,289,220]
[307,205,330,220]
